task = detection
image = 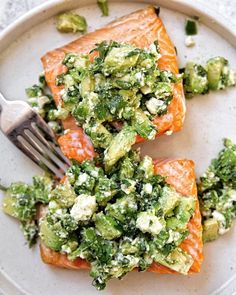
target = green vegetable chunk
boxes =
[95,212,122,240]
[40,217,65,251]
[3,183,36,221]
[133,109,156,139]
[104,125,137,170]
[184,62,208,97]
[202,219,219,243]
[183,57,236,98]
[50,181,76,208]
[207,57,236,90]
[97,0,109,16]
[185,19,198,36]
[56,12,87,33]
[152,247,193,275]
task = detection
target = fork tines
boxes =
[7,112,70,179]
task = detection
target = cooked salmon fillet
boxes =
[41,6,186,160]
[40,158,203,274]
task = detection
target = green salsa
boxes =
[198,139,236,242]
[2,151,195,289]
[55,41,181,168]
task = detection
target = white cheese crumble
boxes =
[121,180,136,194]
[143,183,153,194]
[136,212,163,235]
[145,97,164,114]
[77,173,88,185]
[70,194,97,221]
[165,130,173,136]
[185,36,195,47]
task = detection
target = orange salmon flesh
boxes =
[41,6,186,161]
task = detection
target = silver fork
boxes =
[0,92,71,179]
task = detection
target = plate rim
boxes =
[1,0,236,294]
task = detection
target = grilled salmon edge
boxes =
[39,158,203,274]
[41,6,186,158]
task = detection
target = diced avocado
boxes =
[203,218,219,243]
[104,126,137,170]
[2,183,36,221]
[206,57,228,90]
[184,62,208,96]
[79,75,95,98]
[97,0,109,16]
[120,239,139,255]
[39,217,65,251]
[56,12,87,33]
[50,181,76,208]
[104,46,139,74]
[166,196,196,230]
[84,122,113,149]
[119,156,134,180]
[95,212,122,240]
[137,155,154,179]
[106,195,137,222]
[176,197,196,223]
[32,174,52,204]
[158,186,181,215]
[132,109,156,140]
[152,248,193,275]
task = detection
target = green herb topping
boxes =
[198,139,236,242]
[55,41,181,167]
[183,57,236,98]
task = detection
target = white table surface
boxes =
[0,0,236,32]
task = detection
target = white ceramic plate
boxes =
[0,1,236,294]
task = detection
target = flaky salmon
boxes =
[40,158,203,274]
[41,6,186,160]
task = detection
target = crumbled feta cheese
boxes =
[136,212,163,235]
[91,170,99,178]
[121,180,136,194]
[143,183,153,194]
[185,36,195,47]
[70,194,97,221]
[77,173,88,185]
[165,130,173,136]
[212,210,225,222]
[146,97,164,114]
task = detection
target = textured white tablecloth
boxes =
[0,0,236,32]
